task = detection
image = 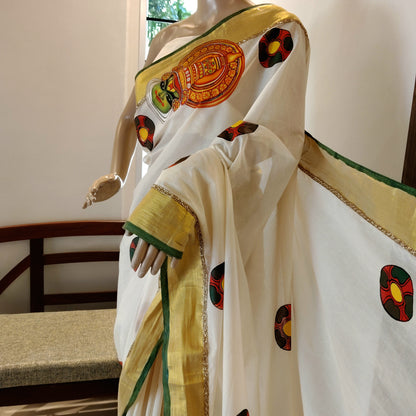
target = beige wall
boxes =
[0,0,141,313]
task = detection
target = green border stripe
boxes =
[305,131,416,197]
[161,259,171,416]
[135,3,271,79]
[122,336,163,416]
[123,222,183,259]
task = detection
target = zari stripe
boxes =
[118,292,164,415]
[153,184,209,416]
[121,336,163,416]
[306,131,416,197]
[161,260,171,415]
[134,4,306,103]
[121,185,209,415]
[300,134,416,257]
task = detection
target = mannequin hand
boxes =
[128,233,178,277]
[82,174,123,208]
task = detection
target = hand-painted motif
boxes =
[210,262,225,310]
[151,40,245,114]
[237,410,249,416]
[259,28,293,68]
[274,304,292,350]
[169,155,190,168]
[134,115,155,150]
[380,265,413,322]
[218,120,259,141]
[129,236,139,263]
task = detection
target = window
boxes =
[147,0,197,50]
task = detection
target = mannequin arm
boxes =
[83,89,137,208]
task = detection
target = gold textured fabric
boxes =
[125,188,196,258]
[300,135,416,255]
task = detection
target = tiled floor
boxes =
[0,396,117,416]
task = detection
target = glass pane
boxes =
[147,0,196,47]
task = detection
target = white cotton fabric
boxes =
[115,17,309,415]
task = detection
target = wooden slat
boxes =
[30,238,44,312]
[0,221,125,243]
[44,291,117,305]
[402,76,416,188]
[0,255,30,295]
[0,378,118,406]
[44,251,119,265]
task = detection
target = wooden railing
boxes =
[0,221,125,312]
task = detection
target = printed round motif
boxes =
[274,304,292,350]
[210,262,225,310]
[134,115,155,150]
[380,265,413,321]
[259,28,293,68]
[237,410,249,416]
[218,120,259,141]
[129,236,140,263]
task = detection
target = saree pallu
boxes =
[114,4,416,415]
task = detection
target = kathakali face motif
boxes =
[151,74,181,114]
[150,39,245,115]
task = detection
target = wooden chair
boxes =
[0,221,124,405]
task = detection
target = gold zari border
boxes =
[127,187,196,256]
[300,135,416,257]
[153,184,209,416]
[120,184,209,415]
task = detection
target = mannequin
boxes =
[83,0,255,276]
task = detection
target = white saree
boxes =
[114,4,416,416]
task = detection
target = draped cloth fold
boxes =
[115,4,416,416]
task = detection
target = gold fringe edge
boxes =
[298,165,416,258]
[152,184,210,416]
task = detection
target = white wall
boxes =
[275,0,416,180]
[0,0,141,313]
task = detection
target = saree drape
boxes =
[114,4,416,415]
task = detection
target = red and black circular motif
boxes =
[129,236,139,263]
[259,28,293,68]
[218,121,259,141]
[209,262,225,310]
[237,410,249,416]
[274,304,291,350]
[380,265,413,322]
[134,115,155,151]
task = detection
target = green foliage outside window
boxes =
[147,0,192,46]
